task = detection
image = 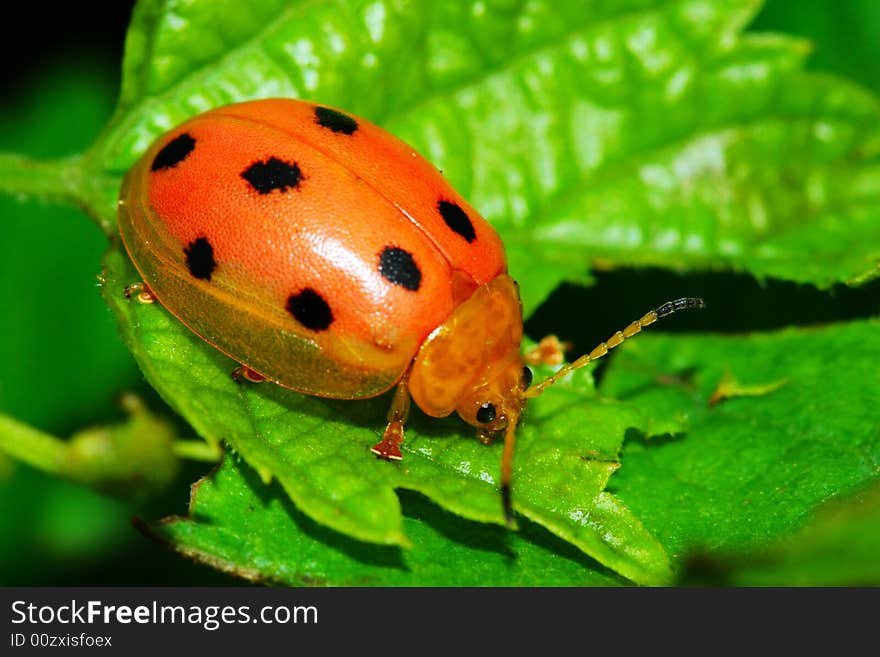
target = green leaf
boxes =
[601,319,880,571]
[103,247,671,583]
[147,454,626,586]
[84,0,880,303]
[681,480,880,586]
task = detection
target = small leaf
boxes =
[707,370,788,406]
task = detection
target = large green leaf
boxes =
[147,455,627,586]
[104,247,672,584]
[149,317,880,585]
[601,319,880,569]
[81,0,880,301]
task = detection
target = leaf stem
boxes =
[0,152,117,235]
[0,153,82,202]
[173,440,223,462]
[0,413,66,475]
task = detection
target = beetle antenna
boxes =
[524,297,705,399]
[500,416,518,527]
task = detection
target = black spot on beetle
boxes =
[438,200,476,243]
[184,237,216,280]
[241,157,302,194]
[286,288,334,331]
[379,246,421,291]
[314,106,359,135]
[151,133,196,171]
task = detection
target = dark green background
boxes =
[1,1,878,585]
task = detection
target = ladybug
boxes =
[118,99,703,523]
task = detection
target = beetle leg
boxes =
[371,378,411,461]
[231,365,266,384]
[124,281,156,304]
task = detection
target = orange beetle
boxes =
[118,99,703,522]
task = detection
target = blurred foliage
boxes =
[752,0,880,91]
[0,0,878,585]
[680,479,880,586]
[0,52,235,586]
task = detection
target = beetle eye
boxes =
[522,366,533,388]
[476,402,496,424]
